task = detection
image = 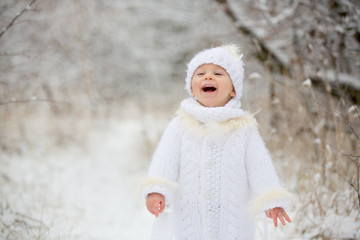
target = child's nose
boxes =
[204,75,213,80]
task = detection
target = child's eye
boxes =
[197,73,205,76]
[215,73,222,76]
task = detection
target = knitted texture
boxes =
[142,98,291,240]
[143,117,181,206]
[184,45,244,105]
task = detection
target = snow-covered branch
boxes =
[214,0,290,73]
[214,0,360,103]
[255,0,300,25]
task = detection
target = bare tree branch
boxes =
[0,51,31,57]
[0,0,37,39]
[256,0,300,25]
[343,153,360,159]
[0,97,71,106]
[336,170,360,201]
[355,105,360,123]
[345,115,360,141]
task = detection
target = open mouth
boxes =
[201,85,217,92]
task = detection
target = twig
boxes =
[341,112,360,141]
[343,154,360,166]
[343,153,360,159]
[336,169,360,207]
[336,170,359,192]
[310,179,324,216]
[15,212,47,225]
[339,104,360,208]
[0,52,31,57]
[0,97,72,106]
[0,217,15,239]
[0,0,37,39]
[355,105,360,123]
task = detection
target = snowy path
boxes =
[0,116,156,240]
[0,110,295,240]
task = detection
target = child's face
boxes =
[191,64,236,107]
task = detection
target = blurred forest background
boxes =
[0,0,359,239]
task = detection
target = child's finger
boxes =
[146,200,155,214]
[153,203,160,217]
[159,200,165,213]
[146,203,152,214]
[272,215,278,227]
[282,210,292,223]
[265,210,269,218]
[278,214,286,225]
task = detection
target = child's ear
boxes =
[230,89,236,97]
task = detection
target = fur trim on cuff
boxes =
[141,177,178,189]
[248,188,293,215]
[141,177,178,204]
[176,109,257,138]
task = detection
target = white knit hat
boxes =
[185,44,244,103]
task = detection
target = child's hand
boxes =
[265,207,291,227]
[146,193,165,217]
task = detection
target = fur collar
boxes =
[180,98,245,123]
[176,109,257,138]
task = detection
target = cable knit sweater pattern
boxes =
[143,98,291,240]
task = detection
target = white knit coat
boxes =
[143,98,291,240]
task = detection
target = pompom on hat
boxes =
[184,44,244,108]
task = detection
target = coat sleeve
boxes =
[245,126,291,214]
[142,117,181,206]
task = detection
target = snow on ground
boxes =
[0,110,160,239]
[0,105,298,240]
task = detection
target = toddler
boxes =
[142,44,291,240]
